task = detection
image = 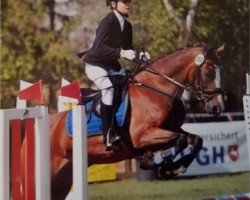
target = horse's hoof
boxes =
[157,156,176,179]
[158,168,178,180]
[173,165,187,174]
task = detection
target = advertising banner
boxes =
[180,121,250,176]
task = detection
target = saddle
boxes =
[80,74,129,117]
[65,74,130,137]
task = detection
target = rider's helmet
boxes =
[106,0,131,7]
[106,0,117,7]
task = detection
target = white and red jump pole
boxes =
[60,80,88,200]
[0,80,50,200]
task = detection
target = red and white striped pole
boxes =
[0,80,50,200]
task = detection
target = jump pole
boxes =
[58,78,78,112]
[0,106,50,200]
[60,80,88,200]
[72,105,88,200]
[0,80,50,200]
[243,73,250,171]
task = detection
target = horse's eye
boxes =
[213,63,222,68]
[205,69,215,80]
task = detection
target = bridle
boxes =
[187,47,224,101]
[130,47,224,102]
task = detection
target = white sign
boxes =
[180,121,250,176]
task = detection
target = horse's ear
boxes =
[216,44,225,55]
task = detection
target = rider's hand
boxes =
[120,49,136,61]
[139,51,151,60]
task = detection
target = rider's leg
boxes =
[101,88,121,147]
[100,100,121,147]
[85,64,121,147]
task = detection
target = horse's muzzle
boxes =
[205,95,225,116]
[203,88,224,95]
[209,105,221,116]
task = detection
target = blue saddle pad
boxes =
[66,94,129,137]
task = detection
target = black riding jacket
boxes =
[83,11,133,71]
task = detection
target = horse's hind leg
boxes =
[51,160,73,200]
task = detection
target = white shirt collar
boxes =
[114,10,125,31]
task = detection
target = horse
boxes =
[21,44,225,200]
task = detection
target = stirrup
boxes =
[105,129,121,148]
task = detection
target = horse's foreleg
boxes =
[171,130,203,173]
[135,127,181,170]
[133,127,180,149]
[178,131,203,168]
[157,130,203,179]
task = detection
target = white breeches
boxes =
[85,63,126,105]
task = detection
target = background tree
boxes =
[190,0,249,112]
[1,0,82,110]
[131,0,249,112]
[1,0,249,113]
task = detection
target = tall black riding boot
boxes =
[100,102,121,148]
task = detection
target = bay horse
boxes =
[21,44,225,200]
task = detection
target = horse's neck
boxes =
[155,48,202,84]
[155,52,191,76]
[135,50,198,99]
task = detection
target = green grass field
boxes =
[88,173,250,200]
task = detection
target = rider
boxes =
[82,0,136,149]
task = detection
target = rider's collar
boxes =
[114,10,125,31]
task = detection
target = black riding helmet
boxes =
[106,0,131,7]
[106,0,116,6]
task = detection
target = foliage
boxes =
[131,0,179,58]
[131,0,249,112]
[1,0,249,112]
[191,0,249,111]
[1,0,82,109]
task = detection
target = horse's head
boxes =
[188,44,225,116]
[134,44,225,116]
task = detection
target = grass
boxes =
[88,173,250,200]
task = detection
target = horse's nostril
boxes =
[212,106,220,116]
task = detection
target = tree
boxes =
[131,0,178,58]
[1,0,249,113]
[162,0,199,46]
[191,0,249,112]
[1,0,82,110]
[131,0,249,112]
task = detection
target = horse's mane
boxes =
[151,44,207,64]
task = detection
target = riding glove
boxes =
[139,51,151,60]
[120,49,136,61]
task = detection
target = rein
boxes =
[144,67,223,102]
[130,67,201,101]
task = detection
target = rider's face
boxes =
[116,0,131,17]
